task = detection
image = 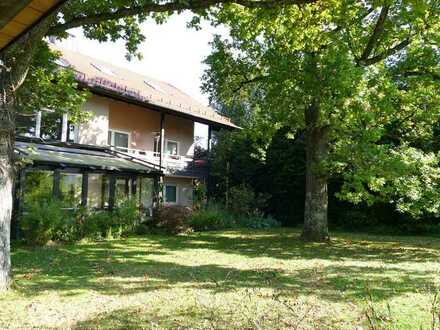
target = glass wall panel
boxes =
[115,177,131,206]
[23,170,53,206]
[60,173,82,207]
[139,177,153,209]
[87,174,109,208]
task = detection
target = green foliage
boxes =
[20,198,142,244]
[227,184,269,216]
[21,199,65,245]
[188,203,280,232]
[16,42,90,126]
[203,0,440,221]
[23,171,53,203]
[188,204,233,231]
[151,205,192,235]
[235,213,281,230]
[192,181,207,210]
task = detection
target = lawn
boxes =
[1,229,440,329]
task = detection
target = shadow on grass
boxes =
[72,304,251,330]
[11,229,440,302]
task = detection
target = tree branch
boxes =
[358,5,390,64]
[362,38,410,66]
[48,0,314,35]
[401,70,440,82]
[233,75,267,93]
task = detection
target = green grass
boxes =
[1,228,440,329]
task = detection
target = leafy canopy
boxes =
[202,0,440,216]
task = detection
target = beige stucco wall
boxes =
[107,100,195,157]
[78,95,195,157]
[164,115,195,157]
[163,177,194,207]
[108,100,161,151]
[78,95,109,146]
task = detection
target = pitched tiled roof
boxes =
[53,46,237,129]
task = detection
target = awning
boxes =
[15,140,162,175]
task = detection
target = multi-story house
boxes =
[13,46,236,222]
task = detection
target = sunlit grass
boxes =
[1,228,439,329]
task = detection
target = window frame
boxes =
[164,184,178,204]
[165,139,179,156]
[108,129,131,152]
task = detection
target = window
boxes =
[164,184,177,204]
[23,171,53,206]
[108,130,130,152]
[139,177,153,208]
[60,173,82,207]
[87,174,111,208]
[166,140,178,156]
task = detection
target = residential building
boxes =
[13,46,236,224]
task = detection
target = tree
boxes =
[0,0,313,291]
[202,0,440,241]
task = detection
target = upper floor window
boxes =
[166,140,179,156]
[108,130,130,152]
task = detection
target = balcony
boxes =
[110,146,209,178]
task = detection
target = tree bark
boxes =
[301,53,329,242]
[0,16,54,292]
[0,78,14,291]
[301,112,329,242]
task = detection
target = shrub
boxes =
[113,199,141,236]
[151,205,192,234]
[82,211,113,239]
[188,204,280,232]
[21,199,64,245]
[227,184,269,216]
[188,204,234,231]
[235,213,281,229]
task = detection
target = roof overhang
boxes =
[0,0,63,51]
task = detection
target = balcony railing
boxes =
[110,146,209,178]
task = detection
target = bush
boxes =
[82,211,113,239]
[188,204,234,231]
[113,199,141,236]
[188,204,281,232]
[21,199,64,245]
[235,213,281,229]
[227,184,269,216]
[151,205,192,234]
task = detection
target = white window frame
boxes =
[108,129,131,151]
[164,184,179,204]
[165,139,179,156]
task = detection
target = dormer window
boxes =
[144,79,166,93]
[91,62,116,77]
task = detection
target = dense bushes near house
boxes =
[150,205,192,234]
[20,198,142,245]
[187,205,281,232]
[21,199,65,245]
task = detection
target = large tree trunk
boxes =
[301,53,329,242]
[0,15,55,291]
[0,76,15,291]
[301,115,329,242]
